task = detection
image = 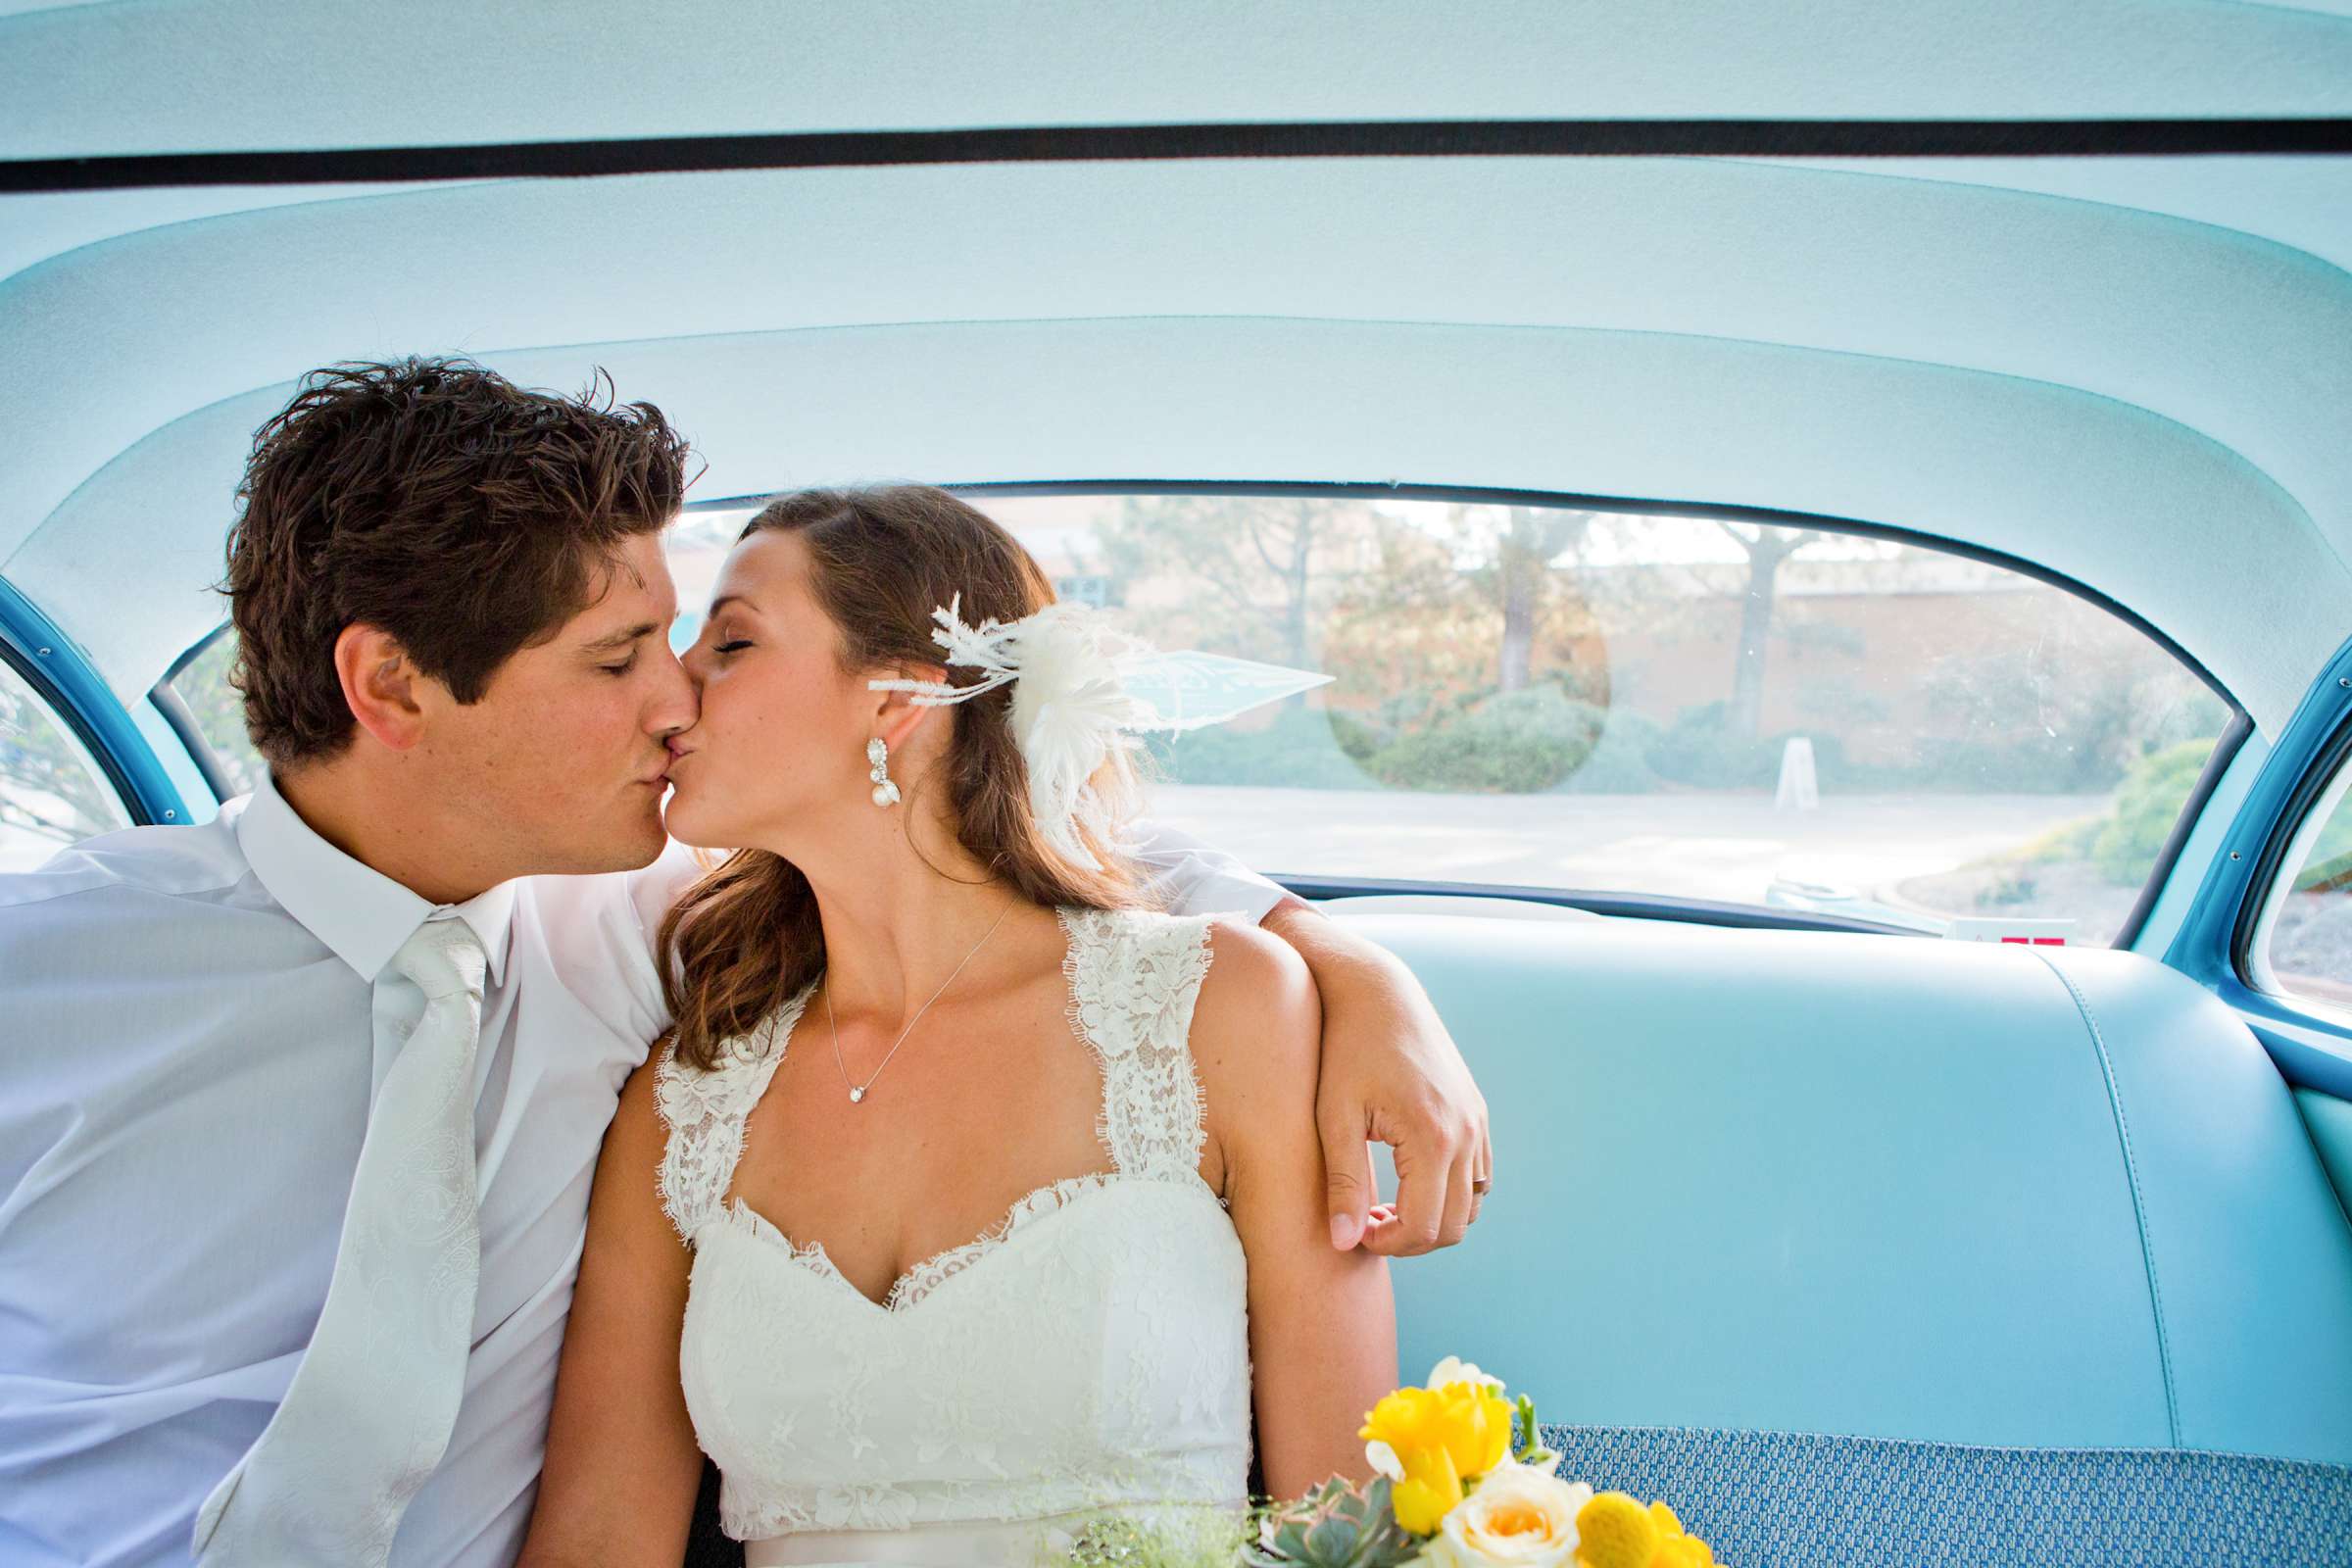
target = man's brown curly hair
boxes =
[222,357,691,766]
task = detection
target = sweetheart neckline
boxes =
[710,1169,1227,1316]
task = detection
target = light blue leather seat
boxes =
[1332,910,2352,1466]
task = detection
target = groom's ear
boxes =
[333,622,433,753]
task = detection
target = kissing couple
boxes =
[0,359,1493,1568]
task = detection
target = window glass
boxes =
[170,496,2234,947]
[1,656,130,869]
[165,631,265,798]
[2260,762,2352,1013]
[954,495,2229,946]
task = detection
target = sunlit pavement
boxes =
[1149,785,2114,912]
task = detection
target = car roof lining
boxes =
[3,3,2349,731]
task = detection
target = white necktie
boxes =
[193,917,490,1567]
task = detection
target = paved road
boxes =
[1148,784,2112,912]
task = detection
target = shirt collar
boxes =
[237,770,515,986]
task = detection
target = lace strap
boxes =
[1058,906,1218,1183]
[652,983,809,1244]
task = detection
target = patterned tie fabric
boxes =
[193,918,489,1567]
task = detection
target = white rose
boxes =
[1415,1460,1592,1567]
[1426,1355,1506,1392]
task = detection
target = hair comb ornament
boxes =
[867,596,1332,869]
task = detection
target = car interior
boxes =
[5,5,2351,1560]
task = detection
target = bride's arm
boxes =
[514,1057,705,1568]
[1131,819,1493,1262]
[1191,919,1399,1498]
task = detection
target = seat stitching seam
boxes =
[2036,951,2181,1447]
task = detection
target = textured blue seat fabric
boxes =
[1327,911,2352,1464]
[1538,1425,2352,1568]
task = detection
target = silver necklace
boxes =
[825,897,1016,1104]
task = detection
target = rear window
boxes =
[941,493,2230,947]
[171,492,2236,947]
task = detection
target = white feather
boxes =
[867,597,1330,870]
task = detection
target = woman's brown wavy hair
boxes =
[659,485,1152,1071]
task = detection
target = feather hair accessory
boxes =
[868,595,1338,871]
[866,595,1151,870]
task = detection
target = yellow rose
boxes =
[1362,1385,1511,1479]
[1389,1440,1465,1536]
[1359,1377,1516,1537]
[1362,1396,1461,1531]
[1418,1459,1593,1567]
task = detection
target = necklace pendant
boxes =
[849,1086,865,1103]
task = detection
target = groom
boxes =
[0,359,1491,1568]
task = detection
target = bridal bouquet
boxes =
[1247,1357,1718,1568]
[1059,1358,1719,1568]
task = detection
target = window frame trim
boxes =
[0,574,182,830]
[2232,702,2352,1018]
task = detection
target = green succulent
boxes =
[1242,1477,1425,1568]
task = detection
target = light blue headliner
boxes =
[8,1,2352,154]
[2,3,2349,730]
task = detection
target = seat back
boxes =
[1330,910,2352,1464]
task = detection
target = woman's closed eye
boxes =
[714,639,753,656]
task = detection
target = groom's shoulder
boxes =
[509,841,704,1014]
[0,814,251,919]
[514,840,702,941]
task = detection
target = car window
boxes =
[945,493,2230,946]
[172,495,2236,946]
[1,655,131,869]
[2255,757,2352,1015]
[164,630,265,798]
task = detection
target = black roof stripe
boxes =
[8,118,2351,194]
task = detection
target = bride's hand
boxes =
[1260,901,1493,1256]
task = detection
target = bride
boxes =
[517,485,1398,1565]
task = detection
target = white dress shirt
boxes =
[0,774,1283,1568]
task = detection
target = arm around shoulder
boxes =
[514,1051,705,1568]
[1191,919,1398,1500]
[1258,903,1493,1257]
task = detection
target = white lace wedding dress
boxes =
[653,906,1253,1566]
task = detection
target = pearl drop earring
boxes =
[866,736,901,808]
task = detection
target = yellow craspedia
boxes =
[1573,1491,1658,1568]
[1650,1536,1716,1568]
[1573,1492,1720,1568]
